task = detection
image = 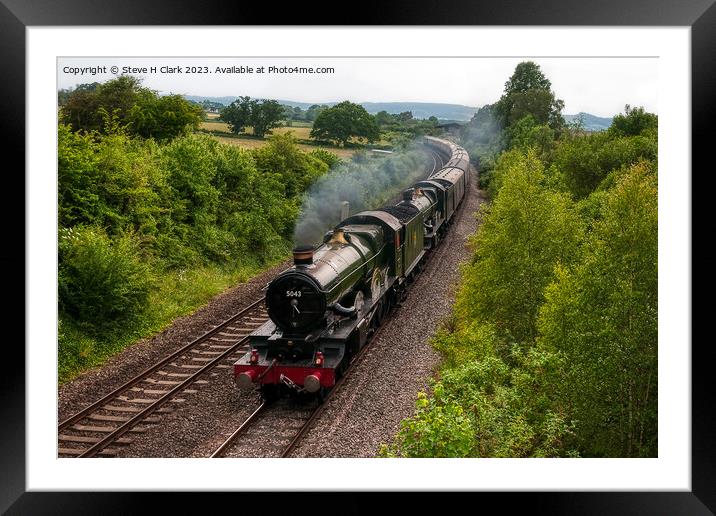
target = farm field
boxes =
[200,120,314,140]
[201,119,357,156]
[211,134,357,158]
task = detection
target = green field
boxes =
[200,120,313,140]
[200,118,393,157]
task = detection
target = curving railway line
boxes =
[58,141,452,458]
[211,146,469,459]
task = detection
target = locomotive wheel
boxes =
[382,295,392,318]
[372,299,384,327]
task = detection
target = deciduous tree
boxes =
[310,101,380,146]
[538,162,658,457]
[495,61,565,134]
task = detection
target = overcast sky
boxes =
[58,57,657,117]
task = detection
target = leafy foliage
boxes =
[382,330,577,458]
[60,76,202,140]
[58,226,154,329]
[253,133,330,199]
[608,104,658,138]
[58,124,330,378]
[457,150,584,343]
[549,127,657,199]
[128,94,202,140]
[310,101,380,146]
[219,96,285,137]
[538,162,658,456]
[374,110,441,145]
[494,61,565,135]
[384,60,658,459]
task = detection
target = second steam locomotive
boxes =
[233,136,470,399]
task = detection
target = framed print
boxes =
[4,0,712,513]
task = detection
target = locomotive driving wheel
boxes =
[353,290,365,316]
[371,299,384,328]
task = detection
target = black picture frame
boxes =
[3,0,710,513]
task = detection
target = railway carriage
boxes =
[234,137,470,399]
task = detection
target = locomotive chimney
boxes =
[292,245,314,266]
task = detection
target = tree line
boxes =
[217,97,439,146]
[59,76,204,140]
[382,61,658,458]
[60,77,444,148]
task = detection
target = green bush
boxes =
[550,131,657,199]
[380,385,474,458]
[253,133,329,199]
[309,148,342,169]
[382,347,577,458]
[58,225,154,330]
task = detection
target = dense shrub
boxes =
[60,76,202,139]
[308,148,342,169]
[549,131,657,199]
[58,226,154,329]
[253,133,330,199]
[382,346,576,458]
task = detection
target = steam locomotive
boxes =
[233,136,470,399]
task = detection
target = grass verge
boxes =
[58,256,286,385]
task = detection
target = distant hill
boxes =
[359,102,478,121]
[184,95,613,130]
[564,112,613,132]
[183,95,478,121]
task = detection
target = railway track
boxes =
[57,298,269,457]
[426,145,446,176]
[209,307,389,458]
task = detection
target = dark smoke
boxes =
[293,143,427,246]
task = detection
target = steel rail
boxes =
[210,401,267,458]
[59,297,265,432]
[78,331,260,457]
